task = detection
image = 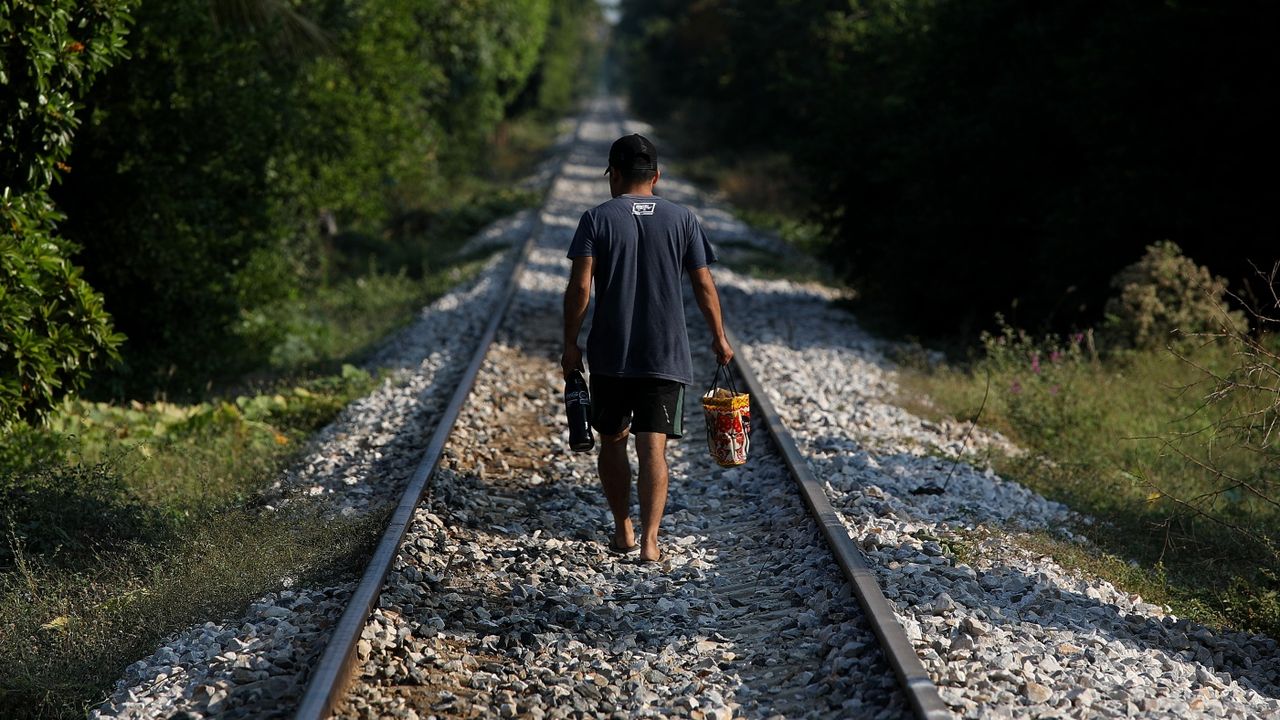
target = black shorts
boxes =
[589,375,686,439]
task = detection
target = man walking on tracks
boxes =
[562,133,733,564]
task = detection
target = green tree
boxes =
[54,0,562,396]
[0,0,134,426]
[617,0,1279,343]
[511,0,602,120]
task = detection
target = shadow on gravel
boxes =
[790,441,1280,706]
[970,561,1280,701]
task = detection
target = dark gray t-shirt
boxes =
[567,194,718,385]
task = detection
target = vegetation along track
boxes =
[294,97,948,719]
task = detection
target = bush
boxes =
[0,1,137,194]
[0,196,125,427]
[0,1,135,426]
[1150,264,1280,566]
[1102,241,1249,351]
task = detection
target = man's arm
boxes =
[562,256,594,378]
[690,266,733,366]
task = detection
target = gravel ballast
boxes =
[337,97,907,719]
[90,135,568,720]
[92,95,1279,720]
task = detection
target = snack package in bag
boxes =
[702,365,751,467]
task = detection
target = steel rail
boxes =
[292,117,584,720]
[723,327,953,720]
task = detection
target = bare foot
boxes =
[639,535,661,563]
[614,518,636,550]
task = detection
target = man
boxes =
[562,133,733,564]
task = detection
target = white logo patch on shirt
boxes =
[631,202,656,216]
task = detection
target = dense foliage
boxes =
[616,0,1279,341]
[2,0,598,418]
[513,0,601,119]
[53,0,596,398]
[0,1,133,426]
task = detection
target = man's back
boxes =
[567,194,717,384]
[561,131,733,564]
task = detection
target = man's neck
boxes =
[617,186,655,197]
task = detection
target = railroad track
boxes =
[294,95,951,720]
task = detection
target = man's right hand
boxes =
[713,336,734,366]
[562,344,584,379]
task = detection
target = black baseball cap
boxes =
[605,133,658,175]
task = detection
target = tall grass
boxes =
[0,360,381,716]
[899,322,1280,638]
[1,507,382,717]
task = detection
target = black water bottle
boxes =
[564,370,594,452]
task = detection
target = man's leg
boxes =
[634,431,669,562]
[598,429,634,549]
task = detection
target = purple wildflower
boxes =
[1049,384,1060,395]
[1010,380,1023,395]
[1030,353,1041,374]
[1049,350,1062,364]
[1070,332,1084,345]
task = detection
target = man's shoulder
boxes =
[586,197,618,213]
[652,196,693,213]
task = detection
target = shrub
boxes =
[0,0,135,426]
[0,196,125,427]
[1102,241,1249,351]
[1147,263,1280,566]
[0,1,137,194]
